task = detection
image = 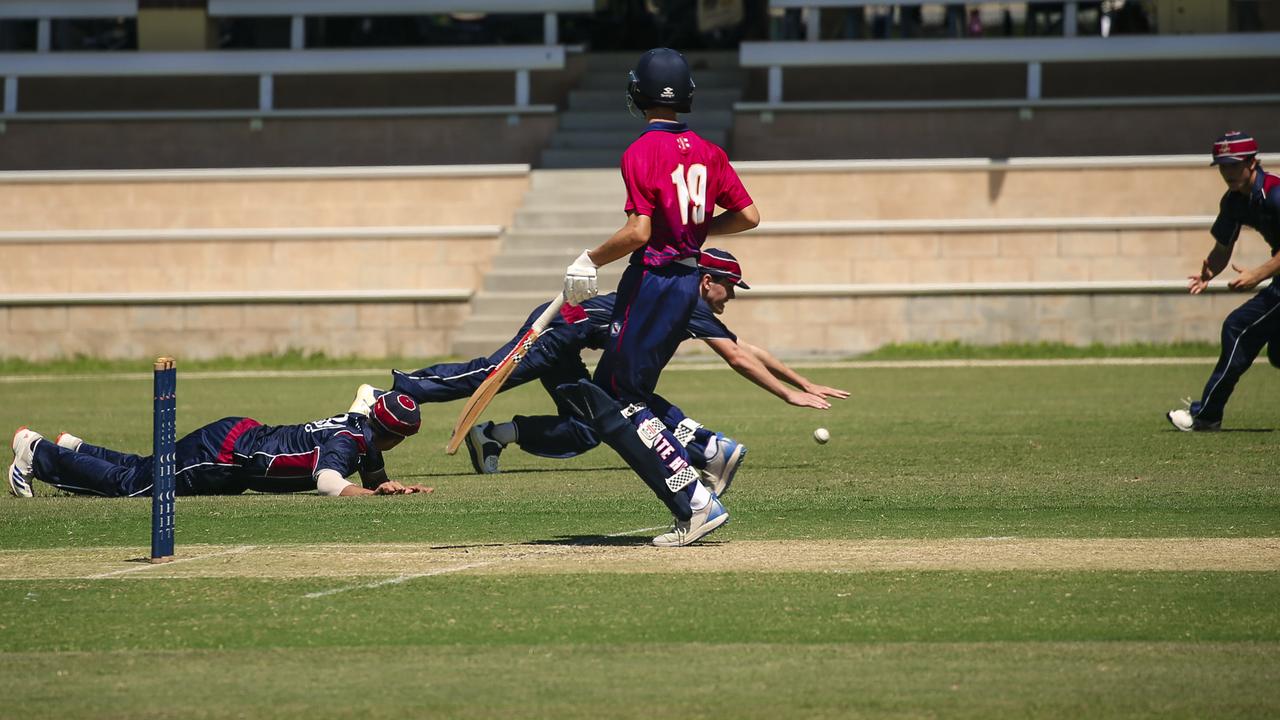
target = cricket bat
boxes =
[445,292,567,455]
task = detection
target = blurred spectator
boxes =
[1108,0,1151,34]
[968,8,984,36]
[898,5,923,37]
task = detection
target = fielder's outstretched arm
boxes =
[704,337,830,409]
[737,341,850,399]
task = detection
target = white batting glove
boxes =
[563,249,598,306]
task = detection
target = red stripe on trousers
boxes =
[217,418,262,463]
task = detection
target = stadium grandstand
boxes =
[1,0,1278,361]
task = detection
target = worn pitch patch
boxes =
[1,538,1277,581]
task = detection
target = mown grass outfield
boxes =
[1,353,1278,719]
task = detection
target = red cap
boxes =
[1212,131,1258,166]
[698,247,750,289]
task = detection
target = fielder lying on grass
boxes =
[8,391,432,498]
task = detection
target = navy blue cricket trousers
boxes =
[392,318,587,405]
[31,417,252,497]
[591,262,702,514]
[1192,281,1280,423]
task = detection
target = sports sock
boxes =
[490,422,517,446]
[702,435,719,461]
[689,480,711,511]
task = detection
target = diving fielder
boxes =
[8,392,430,498]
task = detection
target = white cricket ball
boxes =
[813,428,830,444]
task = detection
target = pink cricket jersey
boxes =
[620,122,753,267]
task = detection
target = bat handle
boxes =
[531,292,566,334]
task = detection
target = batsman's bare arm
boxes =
[738,340,850,399]
[584,203,759,268]
[586,213,651,267]
[707,204,760,236]
[704,337,830,409]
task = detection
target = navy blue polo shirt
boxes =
[1211,167,1280,255]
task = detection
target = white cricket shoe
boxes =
[1166,408,1220,432]
[700,433,746,497]
[348,384,379,416]
[8,426,42,498]
[464,422,503,474]
[652,493,730,547]
[55,432,84,452]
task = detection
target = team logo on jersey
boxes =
[611,321,622,336]
[660,86,675,99]
[676,137,690,152]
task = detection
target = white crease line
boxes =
[304,525,671,599]
[605,525,669,537]
[303,560,496,598]
[83,545,257,579]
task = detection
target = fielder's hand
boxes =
[563,250,599,306]
[1187,259,1214,295]
[374,481,434,495]
[1227,263,1262,292]
[785,390,831,410]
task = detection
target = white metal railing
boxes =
[769,0,1097,40]
[207,0,597,48]
[741,32,1280,105]
[0,163,530,182]
[0,289,473,306]
[751,216,1214,234]
[0,225,504,245]
[0,45,565,115]
[743,280,1259,298]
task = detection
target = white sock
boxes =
[703,436,718,461]
[490,422,517,446]
[689,480,711,511]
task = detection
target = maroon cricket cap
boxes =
[369,391,421,437]
[698,247,750,289]
[1211,131,1259,166]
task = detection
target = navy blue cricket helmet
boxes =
[627,47,695,114]
[368,391,421,438]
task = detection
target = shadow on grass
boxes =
[529,534,656,547]
[1164,428,1275,434]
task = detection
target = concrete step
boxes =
[519,193,624,210]
[556,109,733,131]
[547,128,728,151]
[528,168,620,191]
[538,148,630,169]
[482,267,625,293]
[578,69,745,90]
[512,207,627,229]
[464,291,563,319]
[499,229,614,251]
[567,88,741,112]
[582,51,739,73]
